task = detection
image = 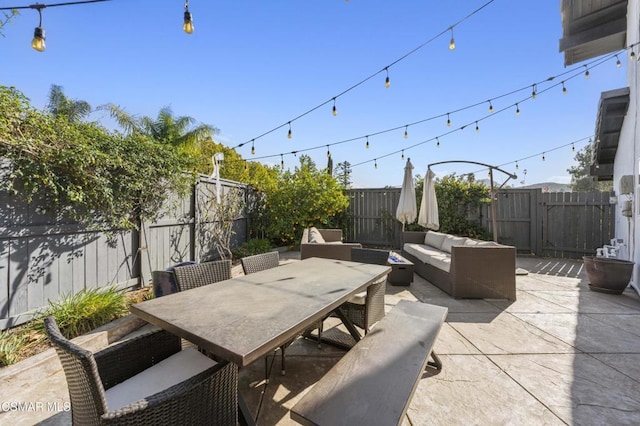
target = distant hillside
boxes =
[477,179,572,192]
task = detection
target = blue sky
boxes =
[1,0,628,188]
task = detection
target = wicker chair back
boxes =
[173,260,232,292]
[241,251,280,275]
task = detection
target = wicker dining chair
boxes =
[345,247,389,334]
[240,251,280,275]
[44,316,238,425]
[173,260,232,292]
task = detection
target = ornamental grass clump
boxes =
[0,286,128,367]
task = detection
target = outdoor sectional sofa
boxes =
[402,231,516,300]
[300,227,362,261]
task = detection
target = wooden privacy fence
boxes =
[0,176,249,329]
[345,188,615,259]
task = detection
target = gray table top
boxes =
[130,257,390,367]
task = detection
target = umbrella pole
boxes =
[489,168,498,243]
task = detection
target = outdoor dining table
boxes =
[130,256,391,425]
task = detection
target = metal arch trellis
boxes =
[427,160,518,242]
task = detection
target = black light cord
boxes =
[0,0,110,11]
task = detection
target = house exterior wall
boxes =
[613,0,640,292]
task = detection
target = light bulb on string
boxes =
[531,84,537,99]
[385,68,390,88]
[448,27,455,50]
[326,145,331,158]
[280,154,284,168]
[446,113,451,127]
[475,121,479,132]
[244,161,248,171]
[562,81,567,94]
[515,161,519,170]
[436,137,440,147]
[374,159,378,169]
[183,1,194,34]
[401,150,405,160]
[31,6,46,52]
[616,55,622,67]
[365,136,370,149]
[404,125,408,139]
[251,140,255,155]
[542,152,546,161]
[287,122,292,139]
[572,143,576,152]
[488,100,493,113]
[584,65,590,78]
[630,50,636,60]
[515,103,520,115]
[332,98,337,116]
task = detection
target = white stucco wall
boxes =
[613,0,640,292]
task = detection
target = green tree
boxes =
[435,174,490,238]
[0,85,191,229]
[567,144,613,191]
[100,104,217,152]
[334,161,352,188]
[46,85,92,122]
[258,155,349,245]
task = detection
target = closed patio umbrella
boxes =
[396,158,417,231]
[418,167,439,230]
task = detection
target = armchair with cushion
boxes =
[44,316,238,425]
[300,227,362,261]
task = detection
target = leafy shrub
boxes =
[0,331,26,366]
[233,238,272,258]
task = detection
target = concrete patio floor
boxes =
[2,253,640,425]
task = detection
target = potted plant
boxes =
[582,256,634,294]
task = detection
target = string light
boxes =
[542,152,546,161]
[183,1,194,34]
[31,5,45,52]
[332,98,337,116]
[531,84,537,99]
[385,68,390,88]
[326,145,331,158]
[448,27,455,50]
[475,121,479,132]
[488,100,493,113]
[374,159,378,169]
[515,161,519,170]
[436,137,440,147]
[365,136,370,149]
[404,125,409,138]
[584,65,590,79]
[287,122,292,139]
[446,113,451,127]
[280,154,284,168]
[572,143,575,152]
[631,50,636,60]
[401,149,405,160]
[616,55,622,67]
[562,81,567,94]
[251,140,255,155]
[515,103,520,115]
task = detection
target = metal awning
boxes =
[591,87,630,181]
[559,0,627,66]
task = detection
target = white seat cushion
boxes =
[441,235,468,253]
[347,275,386,305]
[403,243,446,263]
[424,231,447,249]
[105,347,217,411]
[308,227,325,243]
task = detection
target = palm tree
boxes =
[99,103,217,149]
[46,85,92,122]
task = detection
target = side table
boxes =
[387,252,414,286]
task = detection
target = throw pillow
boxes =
[424,231,447,249]
[441,235,468,253]
[308,227,326,243]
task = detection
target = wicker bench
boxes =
[290,300,448,426]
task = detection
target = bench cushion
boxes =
[308,227,326,243]
[441,235,468,253]
[424,231,447,249]
[104,348,217,411]
[291,300,448,426]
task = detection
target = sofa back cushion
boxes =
[441,235,468,253]
[308,227,326,243]
[424,231,447,249]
